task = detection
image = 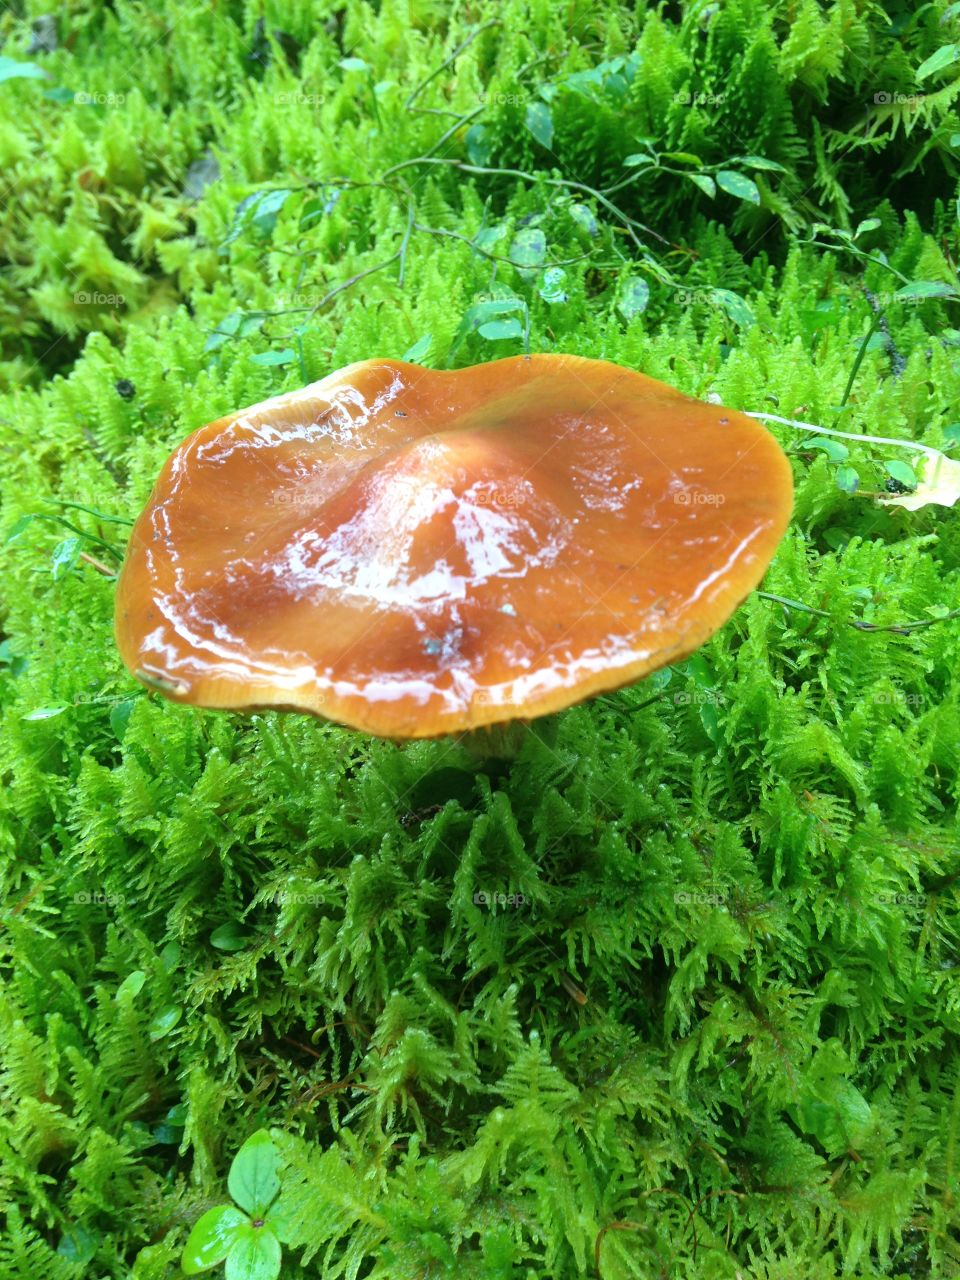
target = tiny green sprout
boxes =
[182,1130,293,1280]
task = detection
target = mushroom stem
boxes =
[459,715,559,761]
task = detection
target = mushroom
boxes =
[115,354,793,739]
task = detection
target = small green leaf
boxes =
[299,197,324,231]
[465,123,491,166]
[568,203,598,236]
[22,704,68,722]
[699,701,721,744]
[734,154,786,172]
[916,44,959,80]
[152,1122,183,1144]
[0,56,47,83]
[617,277,650,320]
[885,459,918,488]
[686,653,715,688]
[538,266,568,304]
[5,514,37,543]
[853,330,888,353]
[459,296,524,327]
[149,1006,182,1041]
[401,335,432,364]
[799,303,841,340]
[116,970,146,1002]
[509,228,546,276]
[792,1062,873,1156]
[0,640,25,676]
[245,191,292,239]
[237,313,267,339]
[623,153,654,167]
[716,170,761,204]
[228,1130,281,1217]
[182,1205,249,1275]
[51,537,82,581]
[854,217,882,238]
[478,318,523,340]
[687,173,716,198]
[224,1225,282,1280]
[210,922,250,951]
[262,1193,297,1246]
[525,101,553,149]
[661,150,702,165]
[644,667,673,694]
[249,349,295,367]
[109,699,137,742]
[57,1225,100,1264]
[710,287,755,328]
[472,223,507,251]
[204,312,243,352]
[836,465,860,493]
[450,295,525,356]
[894,280,958,300]
[339,57,369,72]
[220,192,292,251]
[800,437,849,462]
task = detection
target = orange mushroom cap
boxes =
[115,354,793,738]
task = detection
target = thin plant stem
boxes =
[832,308,883,428]
[404,20,500,109]
[744,411,943,461]
[757,591,960,635]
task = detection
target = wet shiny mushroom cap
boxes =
[115,354,794,737]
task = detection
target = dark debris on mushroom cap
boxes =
[114,354,794,738]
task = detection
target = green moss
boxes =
[1,1,959,1277]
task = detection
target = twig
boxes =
[409,106,465,119]
[798,235,911,285]
[421,105,485,159]
[303,251,402,324]
[758,592,960,635]
[397,201,416,288]
[412,220,593,268]
[404,20,500,110]
[80,551,117,577]
[379,157,673,253]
